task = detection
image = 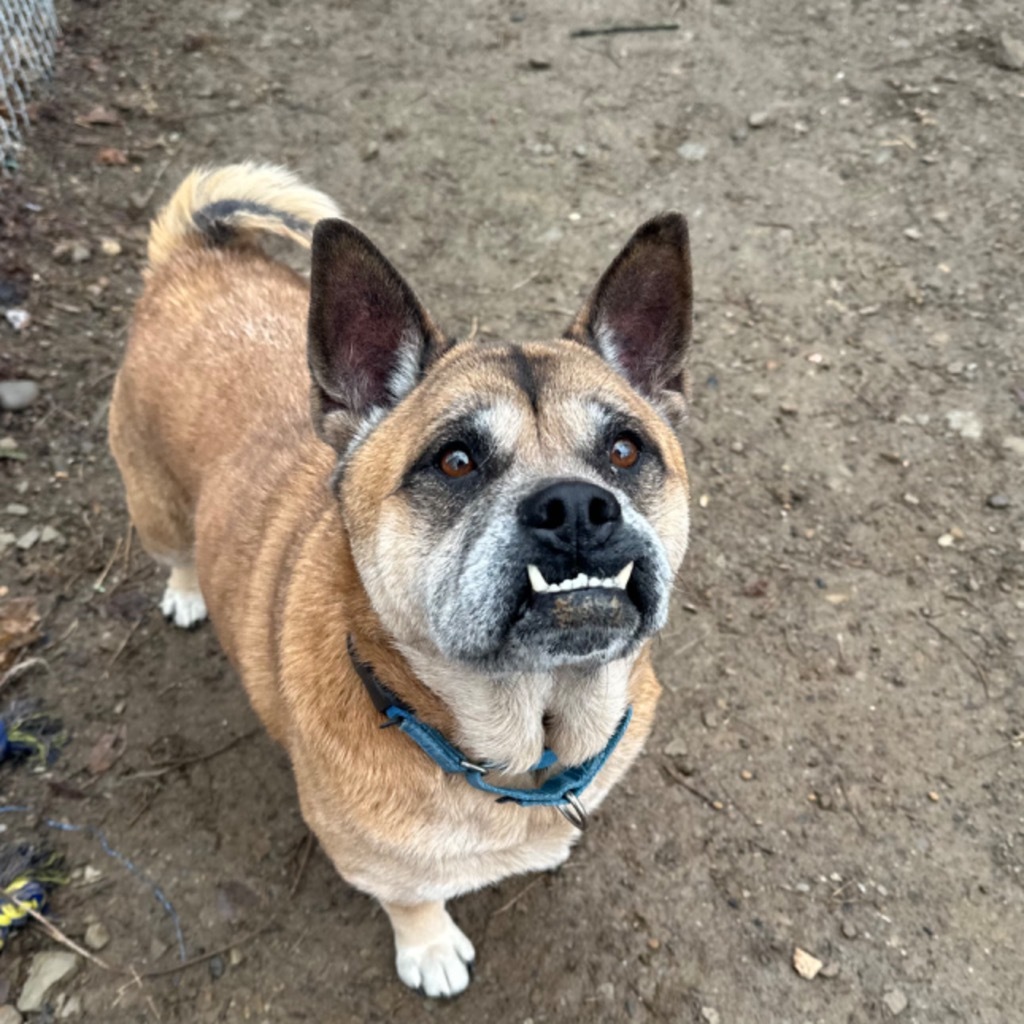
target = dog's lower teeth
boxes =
[527,562,635,595]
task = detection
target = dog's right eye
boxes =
[438,445,476,479]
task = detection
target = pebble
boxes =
[1003,436,1024,456]
[841,920,858,939]
[4,309,30,331]
[208,954,225,980]
[15,527,40,551]
[677,141,708,162]
[663,737,689,757]
[5,503,28,516]
[52,240,92,264]
[994,31,1024,71]
[747,110,771,128]
[945,409,982,440]
[793,946,823,979]
[228,947,245,967]
[903,226,921,241]
[98,237,122,257]
[987,494,1010,509]
[937,533,955,548]
[57,994,82,1019]
[882,988,909,1016]
[0,380,40,411]
[40,525,66,546]
[701,708,719,729]
[700,1009,721,1024]
[820,961,841,979]
[83,921,110,951]
[0,531,16,552]
[361,141,380,162]
[16,952,79,1013]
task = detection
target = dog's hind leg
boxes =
[109,389,208,630]
[381,900,476,998]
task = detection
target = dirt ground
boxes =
[1,0,1023,1021]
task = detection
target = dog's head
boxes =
[308,215,692,675]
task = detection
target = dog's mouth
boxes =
[502,559,647,665]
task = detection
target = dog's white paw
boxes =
[160,584,207,629]
[395,916,475,998]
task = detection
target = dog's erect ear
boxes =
[308,219,443,449]
[566,213,692,424]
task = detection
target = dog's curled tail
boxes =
[147,162,342,270]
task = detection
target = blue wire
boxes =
[0,805,186,962]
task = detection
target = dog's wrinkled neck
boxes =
[397,645,636,776]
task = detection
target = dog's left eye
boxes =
[609,435,640,470]
[439,445,476,479]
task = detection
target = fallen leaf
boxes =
[86,724,128,775]
[0,596,42,673]
[76,105,120,127]
[96,147,129,166]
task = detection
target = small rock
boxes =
[98,237,122,257]
[747,110,771,128]
[58,994,82,1019]
[937,533,955,548]
[994,32,1024,71]
[0,1006,24,1024]
[52,240,92,264]
[903,227,921,241]
[208,954,225,980]
[0,531,17,552]
[40,525,66,546]
[15,527,40,551]
[16,952,80,1013]
[841,920,858,939]
[0,380,40,412]
[677,141,708,162]
[986,494,1010,509]
[793,946,823,979]
[945,409,982,440]
[5,503,29,516]
[820,961,841,978]
[700,1009,721,1024]
[572,144,588,158]
[663,737,689,757]
[228,947,245,967]
[4,309,30,331]
[361,141,380,162]
[527,56,552,70]
[83,921,110,951]
[701,708,719,729]
[596,982,615,1002]
[882,988,909,1016]
[1003,436,1024,456]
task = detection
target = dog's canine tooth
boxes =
[614,562,634,589]
[527,564,548,593]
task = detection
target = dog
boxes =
[108,163,693,997]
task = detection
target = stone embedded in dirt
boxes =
[5,503,29,516]
[15,527,41,551]
[4,309,31,331]
[663,737,689,757]
[84,921,111,951]
[841,920,858,939]
[98,237,123,257]
[0,380,41,412]
[944,409,982,440]
[1002,436,1024,456]
[882,988,909,1016]
[986,494,1010,509]
[16,951,80,1013]
[747,110,771,128]
[40,525,66,546]
[994,32,1024,71]
[677,141,708,162]
[52,240,92,264]
[700,1008,721,1024]
[820,961,840,978]
[793,946,823,979]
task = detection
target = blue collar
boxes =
[347,637,632,830]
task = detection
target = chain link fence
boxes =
[0,0,59,173]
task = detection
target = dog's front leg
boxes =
[380,899,476,998]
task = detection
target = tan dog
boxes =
[109,164,692,997]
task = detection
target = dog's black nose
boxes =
[520,480,621,552]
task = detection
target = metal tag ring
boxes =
[557,791,588,831]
